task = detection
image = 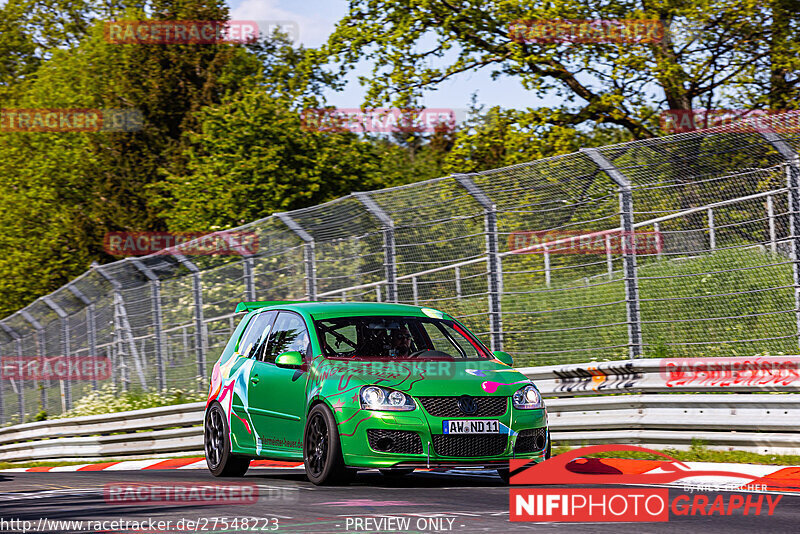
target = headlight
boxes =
[360,386,416,411]
[512,384,543,409]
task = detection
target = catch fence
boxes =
[2,113,800,424]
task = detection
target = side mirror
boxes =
[493,351,513,367]
[275,351,304,369]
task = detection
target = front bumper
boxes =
[338,403,548,469]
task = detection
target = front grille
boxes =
[418,396,508,417]
[432,435,508,457]
[514,428,548,454]
[367,429,423,454]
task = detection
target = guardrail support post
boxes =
[355,193,398,303]
[174,254,207,389]
[130,260,166,391]
[760,131,800,348]
[582,148,643,359]
[454,174,504,352]
[42,297,71,412]
[276,213,317,300]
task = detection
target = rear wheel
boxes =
[205,402,250,477]
[303,404,353,485]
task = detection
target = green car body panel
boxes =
[206,302,549,468]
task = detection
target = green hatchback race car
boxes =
[204,301,550,484]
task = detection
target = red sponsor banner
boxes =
[510,488,669,522]
[1,109,142,132]
[103,231,259,256]
[1,356,111,381]
[103,482,258,504]
[509,19,664,44]
[300,108,455,133]
[661,356,800,388]
[104,20,261,44]
[510,445,761,487]
[508,229,662,254]
[660,110,800,133]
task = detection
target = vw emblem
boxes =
[457,395,478,415]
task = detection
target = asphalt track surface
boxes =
[0,468,798,533]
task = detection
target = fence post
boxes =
[767,195,777,254]
[276,213,317,300]
[42,296,71,412]
[454,174,504,352]
[707,208,716,251]
[92,263,147,390]
[581,148,643,359]
[0,322,19,424]
[20,309,48,413]
[67,286,97,390]
[15,337,24,421]
[355,193,398,303]
[130,259,166,391]
[174,254,207,389]
[759,131,800,348]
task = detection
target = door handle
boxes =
[250,374,259,384]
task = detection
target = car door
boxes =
[230,310,277,453]
[248,311,310,454]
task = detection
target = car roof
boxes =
[242,301,449,320]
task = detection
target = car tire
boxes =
[205,402,250,477]
[379,468,414,478]
[304,403,353,485]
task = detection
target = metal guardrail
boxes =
[521,355,800,396]
[0,402,205,462]
[1,357,798,462]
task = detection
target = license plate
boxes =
[442,419,500,434]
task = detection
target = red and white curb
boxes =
[3,457,799,492]
[0,457,303,473]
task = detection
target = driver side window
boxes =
[259,311,311,364]
[237,311,277,358]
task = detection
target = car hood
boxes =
[310,357,532,397]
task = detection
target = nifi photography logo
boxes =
[509,445,786,523]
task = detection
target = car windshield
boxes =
[314,315,492,360]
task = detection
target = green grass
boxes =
[445,247,796,366]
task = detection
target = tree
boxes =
[156,90,406,231]
[322,1,800,139]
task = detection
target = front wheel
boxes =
[205,402,250,477]
[303,404,354,485]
